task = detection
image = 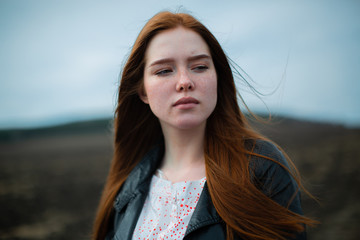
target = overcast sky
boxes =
[1,0,359,129]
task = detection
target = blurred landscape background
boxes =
[0,116,359,240]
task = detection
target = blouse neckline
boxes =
[155,169,206,184]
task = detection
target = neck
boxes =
[159,123,206,182]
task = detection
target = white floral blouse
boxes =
[132,170,206,240]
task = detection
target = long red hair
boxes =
[93,11,316,240]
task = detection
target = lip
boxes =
[173,97,199,107]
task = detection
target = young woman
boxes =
[93,11,316,240]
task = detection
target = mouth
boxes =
[173,97,199,107]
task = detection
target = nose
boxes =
[176,70,195,92]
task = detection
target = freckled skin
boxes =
[141,27,217,131]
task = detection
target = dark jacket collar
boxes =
[185,183,222,236]
[114,144,163,212]
[113,143,222,236]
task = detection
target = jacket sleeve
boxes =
[250,140,306,240]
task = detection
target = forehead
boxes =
[145,27,211,64]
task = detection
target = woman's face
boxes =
[141,27,217,131]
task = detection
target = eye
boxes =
[193,65,209,72]
[155,69,173,76]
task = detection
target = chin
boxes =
[172,118,207,130]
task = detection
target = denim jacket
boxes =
[105,140,306,240]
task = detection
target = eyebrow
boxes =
[148,54,211,67]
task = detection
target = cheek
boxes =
[207,75,218,111]
[144,81,170,107]
[143,79,156,102]
[210,77,218,95]
[202,74,218,99]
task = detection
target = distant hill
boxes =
[0,118,113,142]
[0,115,354,142]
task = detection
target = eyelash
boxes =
[154,65,209,76]
[193,65,208,71]
[155,69,172,76]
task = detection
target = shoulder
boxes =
[249,139,291,179]
[251,139,287,164]
[248,140,303,214]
